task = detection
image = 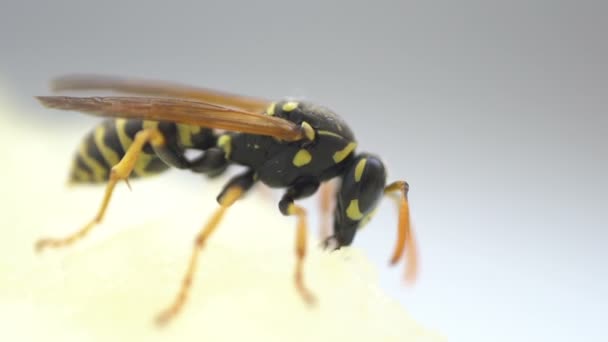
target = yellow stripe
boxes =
[266,102,276,116]
[115,119,159,177]
[94,125,120,167]
[143,120,158,130]
[72,166,91,182]
[218,134,232,159]
[177,124,201,147]
[318,130,344,140]
[78,143,107,182]
[115,119,133,152]
[333,142,357,163]
[354,158,367,182]
[131,120,160,177]
[346,199,364,220]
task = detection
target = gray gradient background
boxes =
[1,0,606,341]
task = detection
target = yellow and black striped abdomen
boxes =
[69,119,170,184]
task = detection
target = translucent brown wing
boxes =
[36,96,304,141]
[51,74,269,113]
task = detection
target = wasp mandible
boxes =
[35,75,418,325]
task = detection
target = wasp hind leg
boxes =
[35,128,166,252]
[155,169,256,326]
[278,178,320,305]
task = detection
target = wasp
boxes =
[35,75,418,325]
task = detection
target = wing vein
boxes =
[37,96,303,142]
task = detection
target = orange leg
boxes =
[35,128,165,252]
[384,181,419,283]
[279,180,319,305]
[155,170,254,326]
[286,203,317,305]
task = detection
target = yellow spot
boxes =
[218,135,232,159]
[287,203,296,215]
[94,125,120,167]
[354,158,367,182]
[346,200,364,220]
[301,121,315,141]
[78,143,106,182]
[282,101,299,112]
[115,119,134,152]
[318,130,344,140]
[143,120,159,130]
[333,142,357,163]
[292,149,312,167]
[266,102,276,116]
[177,124,201,147]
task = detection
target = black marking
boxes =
[74,155,92,175]
[70,156,94,183]
[102,120,126,157]
[143,157,170,175]
[84,131,111,173]
[124,119,156,154]
[192,128,218,150]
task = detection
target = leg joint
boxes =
[384,180,409,198]
[279,197,293,215]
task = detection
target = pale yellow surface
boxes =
[0,91,444,341]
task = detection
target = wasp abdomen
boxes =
[69,119,170,184]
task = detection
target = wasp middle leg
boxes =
[155,169,256,326]
[278,178,320,305]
